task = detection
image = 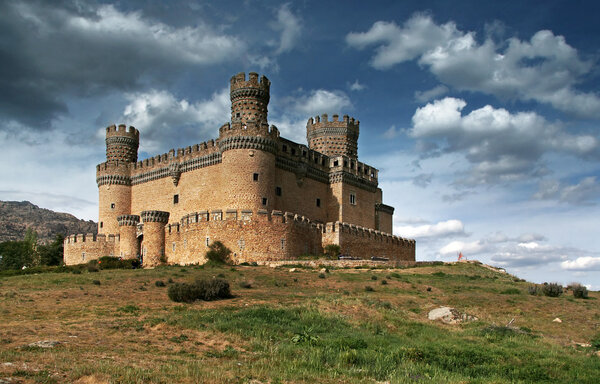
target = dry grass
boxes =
[0,262,599,383]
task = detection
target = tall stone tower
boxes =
[97,124,139,235]
[306,114,359,158]
[229,72,270,127]
[218,72,279,211]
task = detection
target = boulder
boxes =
[428,307,478,324]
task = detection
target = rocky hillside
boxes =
[0,201,97,243]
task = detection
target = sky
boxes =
[1,0,599,288]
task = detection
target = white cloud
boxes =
[291,90,353,116]
[271,3,302,54]
[561,257,600,271]
[410,97,599,185]
[349,80,366,91]
[412,173,433,187]
[122,88,230,152]
[382,125,401,139]
[397,219,465,239]
[347,14,600,117]
[534,177,600,205]
[414,85,448,102]
[439,240,486,255]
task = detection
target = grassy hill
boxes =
[0,261,598,383]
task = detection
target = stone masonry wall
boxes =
[64,234,119,265]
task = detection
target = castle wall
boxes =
[63,234,119,265]
[323,222,414,261]
[273,168,330,223]
[165,209,322,264]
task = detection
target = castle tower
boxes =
[140,210,169,267]
[218,72,279,211]
[105,124,139,163]
[307,114,359,158]
[97,124,138,235]
[117,214,140,259]
[230,72,270,126]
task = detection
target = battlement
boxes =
[105,124,139,163]
[307,114,360,158]
[324,221,413,245]
[230,72,271,93]
[64,233,120,244]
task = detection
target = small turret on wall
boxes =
[307,114,360,158]
[141,210,169,268]
[105,124,139,163]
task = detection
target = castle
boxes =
[64,72,415,266]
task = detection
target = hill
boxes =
[0,201,96,243]
[0,261,598,383]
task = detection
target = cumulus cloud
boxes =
[0,1,242,128]
[291,90,353,116]
[440,240,486,255]
[414,85,448,102]
[347,13,600,117]
[121,88,230,152]
[410,97,599,185]
[398,219,465,239]
[561,257,600,271]
[534,177,600,205]
[271,3,302,54]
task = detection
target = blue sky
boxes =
[1,0,599,288]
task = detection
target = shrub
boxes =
[97,256,140,270]
[570,283,589,299]
[87,262,99,272]
[371,275,378,281]
[155,280,166,287]
[92,280,101,285]
[542,282,563,297]
[324,244,341,259]
[591,333,600,350]
[239,281,252,289]
[426,287,432,292]
[205,241,232,264]
[381,279,388,285]
[318,273,326,279]
[167,278,232,303]
[528,285,542,295]
[365,285,374,292]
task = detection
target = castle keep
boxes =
[64,72,415,266]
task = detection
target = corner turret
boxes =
[106,124,139,163]
[307,114,359,158]
[230,72,270,126]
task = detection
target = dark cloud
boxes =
[0,0,242,129]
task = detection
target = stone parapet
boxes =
[141,210,170,223]
[117,214,140,227]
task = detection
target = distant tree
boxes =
[205,241,232,264]
[0,240,32,270]
[38,234,64,266]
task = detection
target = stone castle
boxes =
[64,72,415,266]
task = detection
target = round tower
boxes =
[118,214,140,259]
[230,72,270,126]
[140,210,169,267]
[218,72,279,211]
[97,124,138,235]
[106,124,139,163]
[307,114,359,158]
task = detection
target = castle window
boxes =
[82,252,85,261]
[173,194,179,204]
[100,222,103,228]
[276,186,282,196]
[334,160,339,167]
[172,242,176,252]
[206,237,210,246]
[110,203,115,209]
[281,238,285,250]
[316,198,321,207]
[236,112,240,118]
[291,148,296,155]
[349,193,356,205]
[262,197,268,206]
[253,173,259,181]
[344,160,348,167]
[322,159,326,166]
[282,144,287,152]
[350,161,355,169]
[238,239,245,250]
[302,150,307,157]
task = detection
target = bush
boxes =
[570,283,589,299]
[155,280,166,287]
[542,282,563,297]
[87,262,99,272]
[591,333,600,350]
[239,281,252,289]
[365,285,374,292]
[167,278,232,303]
[381,279,388,285]
[92,280,101,285]
[97,256,141,270]
[205,241,232,264]
[318,273,326,279]
[323,244,341,259]
[371,275,378,281]
[528,285,542,295]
